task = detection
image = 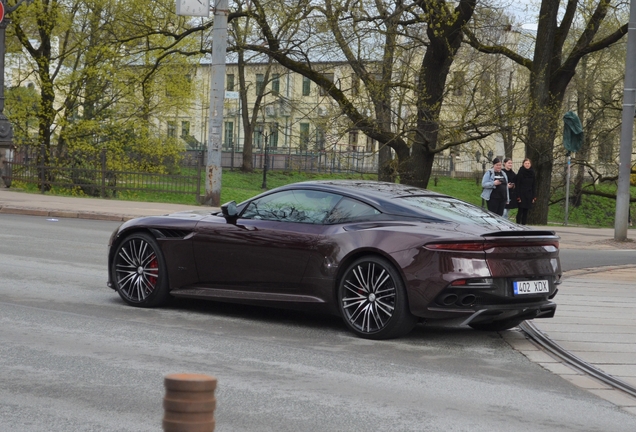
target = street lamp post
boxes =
[261,129,269,189]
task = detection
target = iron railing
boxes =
[5,150,204,200]
[6,146,584,201]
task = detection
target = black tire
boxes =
[338,256,417,340]
[469,318,525,332]
[111,232,170,307]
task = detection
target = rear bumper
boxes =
[414,276,559,322]
[459,301,557,326]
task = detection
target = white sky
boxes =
[499,0,541,30]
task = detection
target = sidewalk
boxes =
[0,188,202,221]
[1,187,636,413]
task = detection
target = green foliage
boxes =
[5,86,39,146]
[7,0,205,176]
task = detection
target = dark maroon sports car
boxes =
[107,180,561,339]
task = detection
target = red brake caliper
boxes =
[147,258,158,288]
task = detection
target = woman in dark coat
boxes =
[502,158,517,219]
[515,158,537,225]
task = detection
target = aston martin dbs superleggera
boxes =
[107,180,561,339]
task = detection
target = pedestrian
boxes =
[515,158,537,225]
[481,157,509,216]
[502,158,517,219]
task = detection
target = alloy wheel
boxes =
[115,236,160,303]
[341,260,397,334]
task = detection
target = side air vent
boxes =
[150,228,192,239]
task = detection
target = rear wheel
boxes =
[338,256,417,340]
[112,232,170,307]
[469,318,525,332]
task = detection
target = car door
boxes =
[193,189,341,291]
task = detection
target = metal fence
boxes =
[5,148,204,200]
[3,146,508,202]
[201,149,380,174]
[195,149,484,177]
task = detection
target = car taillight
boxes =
[425,242,486,251]
[426,240,559,251]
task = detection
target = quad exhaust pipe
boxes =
[438,293,476,307]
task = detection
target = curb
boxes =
[562,264,636,279]
[0,205,134,222]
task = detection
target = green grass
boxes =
[548,184,636,228]
[426,176,483,207]
[11,170,635,227]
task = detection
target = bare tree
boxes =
[235,0,505,187]
[465,0,628,223]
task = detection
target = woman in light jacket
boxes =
[481,157,509,216]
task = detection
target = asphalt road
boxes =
[560,248,636,271]
[1,214,635,431]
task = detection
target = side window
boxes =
[325,197,381,224]
[241,190,342,224]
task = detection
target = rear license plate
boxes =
[513,280,549,295]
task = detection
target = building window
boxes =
[272,74,280,95]
[224,121,234,149]
[366,135,375,153]
[302,77,311,96]
[167,121,176,138]
[316,127,326,150]
[256,73,265,95]
[255,124,265,149]
[351,75,359,96]
[181,121,190,137]
[349,130,358,151]
[270,124,279,148]
[299,123,310,150]
[226,74,234,91]
[319,73,334,96]
[598,132,615,162]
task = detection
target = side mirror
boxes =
[221,201,238,218]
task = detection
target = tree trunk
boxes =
[524,0,559,224]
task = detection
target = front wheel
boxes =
[112,232,170,307]
[338,256,417,340]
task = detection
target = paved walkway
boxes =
[1,187,636,414]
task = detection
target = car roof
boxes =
[280,180,446,198]
[272,180,451,216]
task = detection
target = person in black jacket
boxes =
[515,158,537,225]
[502,158,517,219]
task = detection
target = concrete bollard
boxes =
[163,373,217,432]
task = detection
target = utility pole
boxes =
[201,0,228,206]
[615,0,636,241]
